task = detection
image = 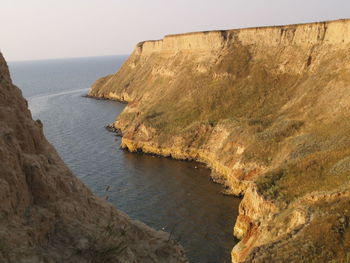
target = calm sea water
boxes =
[8,56,240,263]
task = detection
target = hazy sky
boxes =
[1,0,349,61]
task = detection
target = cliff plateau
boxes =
[89,19,350,262]
[0,52,187,262]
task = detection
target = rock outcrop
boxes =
[0,52,187,263]
[89,19,350,262]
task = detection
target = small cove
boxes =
[9,56,241,263]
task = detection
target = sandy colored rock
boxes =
[0,52,187,263]
[89,19,350,262]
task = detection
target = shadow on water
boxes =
[9,56,241,263]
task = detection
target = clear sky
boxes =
[1,0,349,61]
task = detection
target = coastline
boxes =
[85,93,272,262]
[87,18,350,262]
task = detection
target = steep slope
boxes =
[0,53,187,262]
[89,19,350,262]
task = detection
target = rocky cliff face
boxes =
[0,53,187,262]
[89,19,350,262]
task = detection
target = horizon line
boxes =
[6,53,130,63]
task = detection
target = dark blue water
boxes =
[8,56,240,263]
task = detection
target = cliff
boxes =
[89,19,350,262]
[0,53,187,262]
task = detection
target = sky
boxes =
[1,0,349,61]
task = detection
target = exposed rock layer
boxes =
[0,53,187,262]
[89,19,350,262]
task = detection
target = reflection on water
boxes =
[9,56,240,263]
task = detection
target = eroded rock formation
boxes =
[89,19,350,262]
[0,53,187,262]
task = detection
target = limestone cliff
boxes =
[0,53,187,262]
[89,19,350,262]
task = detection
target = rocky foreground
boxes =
[89,19,350,262]
[0,52,187,262]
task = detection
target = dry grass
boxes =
[94,39,350,205]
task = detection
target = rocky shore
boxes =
[88,19,350,262]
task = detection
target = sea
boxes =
[8,55,240,263]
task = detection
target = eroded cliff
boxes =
[89,19,350,262]
[0,53,187,262]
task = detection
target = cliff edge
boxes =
[0,52,187,262]
[89,19,350,262]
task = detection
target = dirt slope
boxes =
[0,53,187,263]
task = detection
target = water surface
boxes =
[9,56,240,263]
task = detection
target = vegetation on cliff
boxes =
[89,19,350,262]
